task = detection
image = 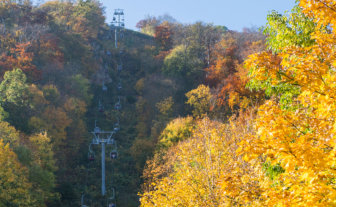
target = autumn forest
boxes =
[0,0,336,206]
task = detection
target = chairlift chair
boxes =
[110,150,118,159]
[117,82,122,90]
[102,84,107,91]
[102,79,107,91]
[81,194,89,207]
[117,64,122,71]
[94,126,101,137]
[98,100,104,112]
[110,141,118,160]
[114,126,120,132]
[114,122,120,131]
[88,152,95,161]
[114,121,120,132]
[115,97,121,110]
[88,144,95,161]
[114,103,121,110]
[109,188,115,199]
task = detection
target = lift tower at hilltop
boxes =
[113,9,125,48]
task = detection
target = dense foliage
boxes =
[0,0,335,206]
[140,0,336,206]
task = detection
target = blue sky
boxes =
[35,0,296,32]
[100,0,296,31]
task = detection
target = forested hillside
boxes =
[0,0,335,207]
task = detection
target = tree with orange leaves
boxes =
[0,42,41,81]
[154,22,173,51]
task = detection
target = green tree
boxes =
[28,132,58,204]
[0,106,8,121]
[0,68,31,131]
[0,68,29,106]
[66,74,92,104]
[162,44,204,80]
[43,84,61,105]
[262,6,315,54]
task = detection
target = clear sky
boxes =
[100,0,296,31]
[34,0,296,32]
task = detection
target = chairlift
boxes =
[110,150,118,159]
[81,194,89,207]
[114,119,120,132]
[117,64,122,71]
[102,84,107,91]
[94,120,100,134]
[114,97,121,110]
[88,152,95,161]
[88,144,95,161]
[109,188,115,199]
[108,203,116,207]
[114,103,121,110]
[108,202,116,207]
[114,121,120,131]
[114,125,120,132]
[110,142,118,159]
[94,126,101,137]
[117,82,122,90]
[102,79,107,91]
[98,100,104,112]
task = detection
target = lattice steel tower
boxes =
[112,9,125,48]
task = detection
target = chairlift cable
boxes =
[83,9,125,206]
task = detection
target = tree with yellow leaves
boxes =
[186,84,212,117]
[141,1,336,206]
[0,140,35,206]
[235,0,336,206]
[141,114,266,207]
